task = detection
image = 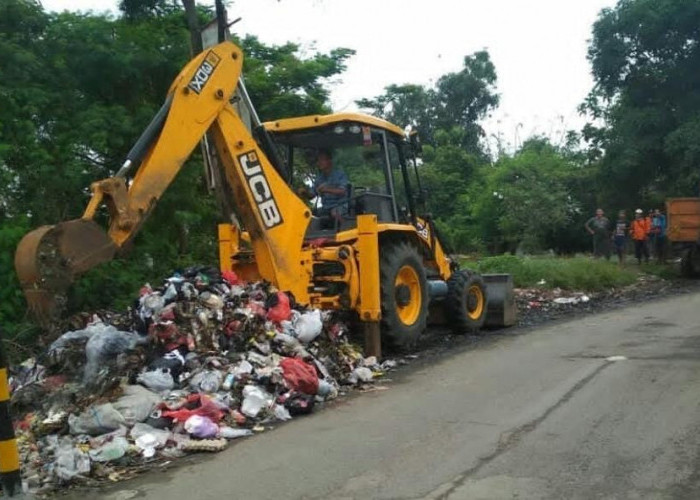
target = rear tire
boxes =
[681,246,700,278]
[445,270,488,334]
[380,242,428,348]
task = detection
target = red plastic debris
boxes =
[267,292,291,323]
[160,394,227,423]
[280,357,319,395]
[222,270,239,285]
[149,322,188,352]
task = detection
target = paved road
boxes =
[103,292,700,500]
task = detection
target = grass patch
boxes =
[462,254,673,291]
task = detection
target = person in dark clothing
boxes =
[612,210,628,264]
[584,208,611,260]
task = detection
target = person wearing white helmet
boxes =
[630,208,650,264]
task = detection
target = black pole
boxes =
[0,331,22,497]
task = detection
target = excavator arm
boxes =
[15,41,311,325]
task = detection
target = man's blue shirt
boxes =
[313,168,348,208]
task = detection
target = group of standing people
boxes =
[585,208,667,264]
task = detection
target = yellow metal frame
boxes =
[263,112,405,138]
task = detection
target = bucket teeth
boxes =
[14,219,117,327]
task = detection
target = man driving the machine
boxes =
[306,149,349,217]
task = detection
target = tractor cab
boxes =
[263,113,424,238]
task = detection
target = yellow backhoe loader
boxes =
[14,41,514,356]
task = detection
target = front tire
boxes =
[445,270,488,334]
[380,242,428,348]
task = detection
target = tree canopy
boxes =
[582,0,700,206]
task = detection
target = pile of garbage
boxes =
[9,266,393,495]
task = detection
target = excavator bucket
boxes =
[14,219,118,328]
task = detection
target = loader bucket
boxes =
[14,219,118,327]
[483,273,517,328]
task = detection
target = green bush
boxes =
[470,255,639,291]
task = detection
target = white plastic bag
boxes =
[240,385,273,418]
[294,310,323,343]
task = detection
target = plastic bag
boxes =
[218,426,253,439]
[317,379,337,399]
[273,404,292,421]
[349,367,373,384]
[54,437,90,481]
[161,394,226,422]
[89,436,129,462]
[184,415,219,438]
[135,434,159,458]
[113,385,162,425]
[294,310,323,343]
[240,385,274,418]
[137,369,175,392]
[280,357,319,395]
[266,291,292,322]
[282,392,315,416]
[130,422,172,451]
[68,403,126,435]
[222,270,239,285]
[189,369,223,393]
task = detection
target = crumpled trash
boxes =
[190,369,222,393]
[184,415,219,438]
[273,404,292,421]
[130,422,172,455]
[49,321,145,382]
[348,367,373,384]
[161,394,227,423]
[69,403,126,435]
[218,426,253,439]
[553,295,590,305]
[113,385,162,425]
[89,436,129,462]
[294,309,323,343]
[266,291,292,322]
[148,350,186,380]
[241,385,274,418]
[135,434,159,458]
[317,379,336,399]
[281,392,315,416]
[280,357,319,395]
[137,369,175,392]
[54,436,91,481]
[10,265,401,493]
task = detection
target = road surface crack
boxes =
[433,360,614,499]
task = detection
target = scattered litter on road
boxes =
[606,355,627,362]
[8,266,399,495]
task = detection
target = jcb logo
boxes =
[187,51,221,94]
[238,151,283,229]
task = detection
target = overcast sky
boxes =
[42,0,616,150]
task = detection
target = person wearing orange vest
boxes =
[630,208,650,264]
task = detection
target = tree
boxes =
[582,0,700,207]
[470,138,585,253]
[356,50,498,157]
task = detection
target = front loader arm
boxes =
[15,41,311,325]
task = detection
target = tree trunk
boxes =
[181,0,202,55]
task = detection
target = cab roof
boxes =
[262,112,405,139]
